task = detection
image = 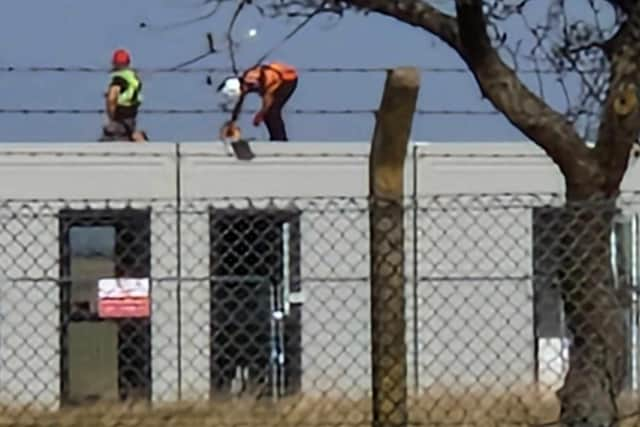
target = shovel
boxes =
[220,121,255,161]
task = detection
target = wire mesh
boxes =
[1,194,640,426]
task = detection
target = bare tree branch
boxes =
[347,0,460,48]
[594,1,640,195]
[253,4,331,64]
[342,0,593,180]
[605,0,636,15]
[226,0,250,75]
[453,0,592,180]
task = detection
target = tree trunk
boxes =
[554,190,628,427]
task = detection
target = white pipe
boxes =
[632,215,639,391]
[282,222,290,316]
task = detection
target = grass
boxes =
[3,387,640,427]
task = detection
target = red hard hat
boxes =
[112,48,131,67]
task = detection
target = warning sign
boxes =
[98,277,150,318]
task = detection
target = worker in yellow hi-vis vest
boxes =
[100,48,148,142]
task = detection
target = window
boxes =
[68,226,116,318]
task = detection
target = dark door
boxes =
[58,207,152,405]
[531,206,635,388]
[209,207,302,399]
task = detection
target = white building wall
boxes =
[148,206,180,403]
[0,143,179,405]
[0,141,638,404]
[178,142,416,399]
[0,143,177,200]
[0,204,59,409]
[174,199,210,401]
[414,143,562,393]
[411,142,640,393]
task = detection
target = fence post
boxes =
[368,66,420,427]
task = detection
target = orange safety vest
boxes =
[242,62,298,94]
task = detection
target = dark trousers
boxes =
[100,116,137,142]
[264,79,297,141]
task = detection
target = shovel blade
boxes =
[230,138,255,161]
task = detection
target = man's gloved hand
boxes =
[220,120,241,141]
[252,111,265,126]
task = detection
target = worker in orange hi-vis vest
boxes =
[218,61,298,141]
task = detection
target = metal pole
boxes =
[283,222,291,316]
[632,214,639,391]
[280,221,290,395]
[270,282,278,401]
[411,143,419,393]
[175,143,183,400]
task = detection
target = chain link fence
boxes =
[1,193,640,426]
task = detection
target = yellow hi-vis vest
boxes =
[110,68,143,107]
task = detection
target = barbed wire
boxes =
[0,65,580,74]
[0,107,500,115]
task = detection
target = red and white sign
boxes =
[98,277,150,318]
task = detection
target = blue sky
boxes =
[0,0,613,143]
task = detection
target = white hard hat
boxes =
[218,77,242,101]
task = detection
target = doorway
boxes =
[58,207,152,405]
[209,207,302,399]
[531,206,639,390]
